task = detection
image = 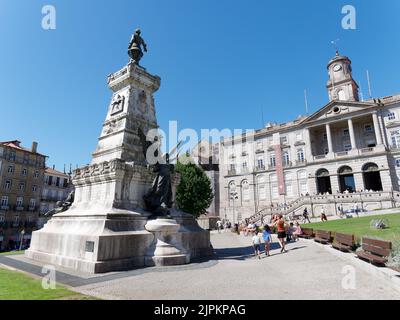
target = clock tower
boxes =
[326,51,359,102]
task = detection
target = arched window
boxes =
[241,180,250,202]
[316,169,330,177]
[338,166,353,175]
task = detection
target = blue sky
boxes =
[1,0,399,171]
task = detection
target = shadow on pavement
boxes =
[214,241,308,261]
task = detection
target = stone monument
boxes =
[25,29,212,273]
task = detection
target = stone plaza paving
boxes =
[1,231,399,300]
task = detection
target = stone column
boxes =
[372,112,383,145]
[304,128,313,160]
[326,124,333,154]
[348,118,356,150]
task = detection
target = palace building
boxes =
[219,52,400,223]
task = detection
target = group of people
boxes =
[251,214,303,259]
[216,219,232,233]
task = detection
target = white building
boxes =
[38,167,73,228]
[219,52,400,223]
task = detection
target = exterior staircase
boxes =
[247,191,400,225]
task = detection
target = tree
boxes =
[175,161,214,218]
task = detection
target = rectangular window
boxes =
[396,159,400,167]
[1,196,9,207]
[297,149,305,162]
[364,124,373,132]
[259,185,266,200]
[34,171,39,178]
[269,155,276,167]
[0,216,4,222]
[343,129,349,136]
[280,136,288,144]
[4,180,11,190]
[29,199,36,209]
[257,158,264,169]
[19,183,25,191]
[300,181,308,194]
[16,197,23,207]
[56,177,60,187]
[388,112,396,121]
[271,184,279,199]
[344,144,352,151]
[286,184,293,196]
[296,133,303,141]
[48,176,53,186]
[22,168,28,176]
[32,185,38,192]
[7,165,14,173]
[283,152,290,165]
[9,151,16,161]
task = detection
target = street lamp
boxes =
[19,229,25,251]
[230,191,239,224]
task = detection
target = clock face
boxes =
[333,64,342,72]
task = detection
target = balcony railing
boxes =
[227,169,237,176]
[255,165,265,172]
[336,151,349,157]
[283,161,292,168]
[295,159,307,166]
[0,205,9,211]
[314,155,326,160]
[360,147,375,154]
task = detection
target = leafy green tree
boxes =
[175,161,214,218]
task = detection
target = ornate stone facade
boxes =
[219,52,400,223]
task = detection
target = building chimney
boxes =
[31,141,38,153]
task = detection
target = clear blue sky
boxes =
[1,0,399,171]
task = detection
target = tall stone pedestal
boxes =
[25,61,213,274]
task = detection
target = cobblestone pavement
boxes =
[72,231,400,300]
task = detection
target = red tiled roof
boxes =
[0,140,47,157]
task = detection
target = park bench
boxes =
[314,230,332,244]
[298,227,314,239]
[332,232,355,252]
[356,237,392,266]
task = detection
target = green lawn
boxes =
[0,250,25,256]
[0,267,95,300]
[306,213,400,245]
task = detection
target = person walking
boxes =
[216,220,222,233]
[303,208,311,223]
[252,231,262,259]
[320,207,328,221]
[271,214,289,253]
[262,225,272,256]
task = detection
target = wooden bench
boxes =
[298,227,314,239]
[356,237,392,266]
[314,230,331,244]
[332,232,355,252]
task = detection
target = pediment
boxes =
[301,100,377,124]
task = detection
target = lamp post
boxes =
[230,191,239,224]
[19,229,25,251]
